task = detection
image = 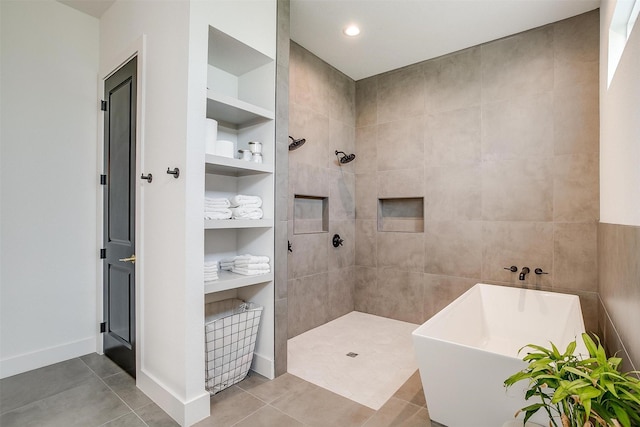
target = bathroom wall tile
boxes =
[425,164,482,221]
[288,273,329,338]
[553,222,598,292]
[288,231,328,279]
[481,159,553,222]
[329,219,355,271]
[354,266,378,314]
[375,267,425,324]
[292,161,330,198]
[377,64,425,124]
[276,141,289,223]
[577,292,600,338]
[328,267,355,321]
[377,232,424,273]
[481,26,554,104]
[355,125,377,175]
[329,169,356,220]
[553,154,599,222]
[275,297,288,376]
[554,10,599,88]
[598,223,640,371]
[425,106,481,167]
[355,173,377,220]
[481,221,554,285]
[377,117,426,171]
[328,66,356,126]
[377,168,425,199]
[355,220,377,267]
[276,0,290,67]
[424,221,482,279]
[553,81,599,156]
[423,274,477,320]
[289,104,329,168]
[329,119,356,172]
[356,76,378,128]
[423,46,481,114]
[290,42,330,117]
[275,220,288,300]
[481,92,553,161]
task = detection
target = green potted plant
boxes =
[504,333,640,427]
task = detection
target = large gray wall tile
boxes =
[425,221,482,278]
[377,117,426,171]
[377,65,424,124]
[425,107,481,167]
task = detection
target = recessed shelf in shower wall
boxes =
[294,195,329,234]
[378,197,424,233]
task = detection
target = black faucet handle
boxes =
[534,268,548,275]
[504,266,518,272]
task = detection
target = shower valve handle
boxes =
[504,265,518,273]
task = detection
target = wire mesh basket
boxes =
[204,298,263,394]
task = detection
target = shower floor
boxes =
[287,311,419,410]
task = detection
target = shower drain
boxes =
[346,352,358,358]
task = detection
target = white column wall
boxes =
[0,0,99,379]
[600,0,640,226]
[99,2,209,425]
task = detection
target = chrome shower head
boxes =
[335,150,356,164]
[289,136,306,151]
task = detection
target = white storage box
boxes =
[204,298,263,394]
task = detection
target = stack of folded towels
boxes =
[204,260,219,283]
[229,195,263,220]
[219,254,270,276]
[204,197,231,220]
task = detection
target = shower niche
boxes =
[378,197,424,232]
[293,195,328,234]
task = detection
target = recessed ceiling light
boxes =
[343,24,360,37]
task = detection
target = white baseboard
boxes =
[137,368,210,426]
[0,337,96,379]
[250,351,274,380]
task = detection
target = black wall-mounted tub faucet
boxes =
[519,267,530,281]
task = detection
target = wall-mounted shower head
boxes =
[335,150,356,164]
[289,136,306,151]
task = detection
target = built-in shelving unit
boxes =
[203,25,276,379]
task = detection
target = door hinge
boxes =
[100,174,107,185]
[100,248,106,259]
[100,322,106,333]
[100,100,107,111]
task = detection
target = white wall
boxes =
[0,0,99,379]
[600,0,640,226]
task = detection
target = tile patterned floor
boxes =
[0,354,440,427]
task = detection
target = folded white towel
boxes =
[204,197,230,207]
[232,267,271,276]
[204,209,232,220]
[230,207,263,219]
[230,195,262,208]
[204,261,218,267]
[234,254,270,264]
[233,262,270,270]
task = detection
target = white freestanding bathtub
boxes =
[412,283,586,427]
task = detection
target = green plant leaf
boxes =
[582,333,598,357]
[564,340,577,357]
[611,402,631,427]
[521,403,544,424]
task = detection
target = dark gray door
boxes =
[103,57,137,378]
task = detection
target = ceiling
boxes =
[58,0,600,81]
[290,0,600,80]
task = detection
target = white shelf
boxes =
[207,91,274,127]
[204,270,274,294]
[205,154,273,176]
[204,218,273,229]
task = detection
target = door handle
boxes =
[118,254,136,264]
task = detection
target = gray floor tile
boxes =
[272,384,375,427]
[103,372,153,410]
[242,373,315,404]
[136,402,180,427]
[233,405,304,427]
[362,398,421,427]
[0,376,130,427]
[102,412,148,427]
[81,353,126,378]
[392,371,426,407]
[234,371,270,393]
[0,358,94,414]
[194,386,265,427]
